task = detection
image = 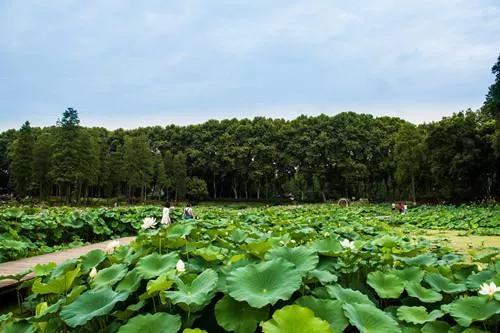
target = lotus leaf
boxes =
[311,237,343,255]
[164,269,218,307]
[265,246,319,275]
[80,249,107,272]
[193,246,225,261]
[424,272,466,293]
[0,321,35,333]
[326,285,374,305]
[167,223,195,239]
[33,262,56,277]
[307,269,337,283]
[240,241,272,259]
[226,259,302,308]
[136,252,178,279]
[146,274,174,296]
[392,267,424,285]
[466,270,496,290]
[32,265,80,295]
[183,329,208,333]
[367,271,405,298]
[405,282,443,303]
[447,296,500,327]
[343,303,402,333]
[260,305,331,333]
[215,295,269,333]
[92,264,128,288]
[396,254,437,266]
[396,306,444,324]
[117,312,181,333]
[116,269,142,293]
[60,287,129,327]
[420,321,451,333]
[296,296,348,332]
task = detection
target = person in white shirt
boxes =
[162,202,172,225]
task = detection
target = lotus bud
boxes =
[176,259,186,273]
[89,267,97,279]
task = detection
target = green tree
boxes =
[393,123,425,203]
[172,152,187,201]
[122,135,153,201]
[32,130,55,199]
[8,121,34,198]
[185,177,209,200]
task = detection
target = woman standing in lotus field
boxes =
[162,202,172,225]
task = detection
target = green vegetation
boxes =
[1,204,499,332]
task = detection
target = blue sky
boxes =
[1,0,499,131]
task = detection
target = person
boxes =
[392,201,405,213]
[162,202,171,225]
[183,202,196,219]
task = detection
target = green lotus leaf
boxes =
[146,274,174,296]
[240,241,272,259]
[296,296,348,332]
[392,267,424,285]
[396,254,437,266]
[33,262,57,277]
[230,230,248,243]
[0,321,35,333]
[466,270,496,290]
[307,269,338,284]
[164,269,218,307]
[67,285,87,303]
[260,305,331,333]
[183,329,208,333]
[326,285,374,305]
[343,303,401,333]
[311,237,343,256]
[372,235,400,248]
[424,273,466,293]
[80,249,107,272]
[0,312,12,322]
[458,328,491,333]
[117,312,181,333]
[421,321,450,333]
[396,306,444,324]
[215,295,269,333]
[50,259,78,278]
[136,252,178,279]
[92,264,128,288]
[265,246,319,275]
[61,287,129,327]
[193,246,225,261]
[405,282,443,303]
[226,259,302,308]
[473,250,499,263]
[116,269,142,293]
[167,223,195,239]
[447,296,500,327]
[367,271,405,298]
[32,264,80,295]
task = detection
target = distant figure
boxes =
[162,202,171,225]
[183,202,196,219]
[338,198,349,208]
[392,202,405,213]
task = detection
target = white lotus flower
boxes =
[479,282,500,296]
[141,217,157,230]
[106,239,120,253]
[176,259,186,272]
[340,239,355,250]
[89,267,97,279]
[291,240,296,244]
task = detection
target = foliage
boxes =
[0,204,499,332]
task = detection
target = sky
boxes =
[1,0,499,131]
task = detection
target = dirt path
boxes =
[0,237,135,289]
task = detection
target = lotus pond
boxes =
[0,204,499,332]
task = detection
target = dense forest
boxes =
[1,55,499,204]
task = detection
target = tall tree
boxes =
[9,121,34,198]
[122,135,154,201]
[32,130,55,199]
[172,152,187,201]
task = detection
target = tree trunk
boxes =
[321,191,326,202]
[213,175,217,199]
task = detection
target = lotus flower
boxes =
[479,282,500,296]
[340,239,355,250]
[176,259,185,273]
[89,267,97,279]
[141,217,157,230]
[106,239,120,253]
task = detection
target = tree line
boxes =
[1,54,498,204]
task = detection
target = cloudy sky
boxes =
[1,0,499,131]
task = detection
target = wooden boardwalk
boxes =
[0,237,135,289]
